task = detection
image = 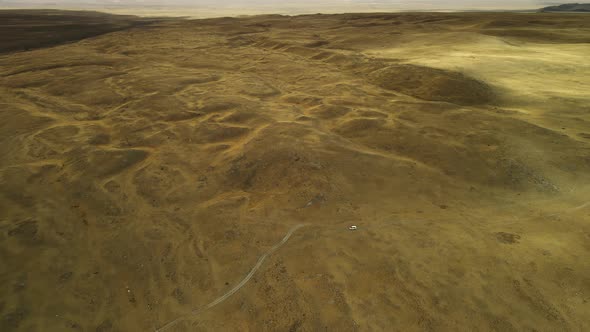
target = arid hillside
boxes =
[1,10,589,332]
[0,10,164,54]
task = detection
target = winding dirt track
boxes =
[156,224,308,332]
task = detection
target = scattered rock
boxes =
[95,319,113,332]
[304,194,326,208]
[88,133,111,145]
[495,232,521,244]
[7,220,39,243]
[1,309,27,330]
[59,272,73,283]
[172,288,185,304]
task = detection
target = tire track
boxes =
[156,223,307,332]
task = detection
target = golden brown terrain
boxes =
[1,10,590,332]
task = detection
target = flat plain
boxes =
[1,10,590,332]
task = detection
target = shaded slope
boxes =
[540,3,590,12]
[0,10,162,54]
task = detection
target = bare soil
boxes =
[1,10,590,332]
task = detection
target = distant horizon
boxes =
[0,1,579,10]
[0,1,582,18]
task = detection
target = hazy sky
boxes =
[0,0,572,6]
[0,0,576,14]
